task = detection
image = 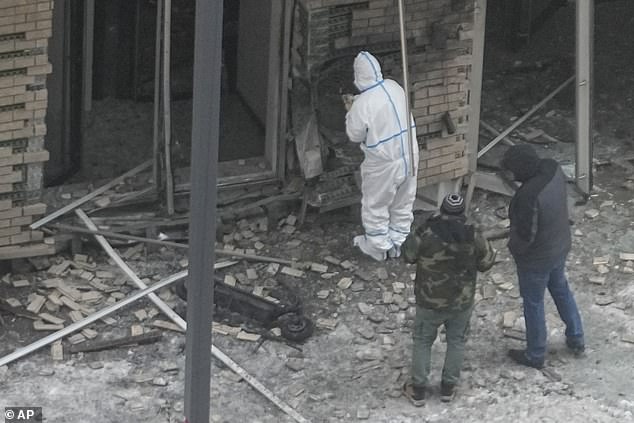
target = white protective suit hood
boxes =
[354,51,383,92]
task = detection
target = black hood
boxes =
[502,144,540,182]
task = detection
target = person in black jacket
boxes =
[502,144,585,369]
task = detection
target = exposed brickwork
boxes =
[296,0,475,188]
[0,0,54,258]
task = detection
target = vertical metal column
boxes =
[163,0,175,215]
[467,0,487,173]
[152,0,163,193]
[183,0,223,421]
[396,0,415,177]
[575,0,594,195]
[82,0,94,114]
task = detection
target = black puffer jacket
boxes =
[504,148,571,270]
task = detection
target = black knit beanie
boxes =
[502,144,540,182]
[440,193,465,215]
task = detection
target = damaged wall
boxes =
[294,0,475,188]
[0,0,54,259]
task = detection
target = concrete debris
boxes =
[382,335,395,345]
[212,323,241,337]
[236,331,261,342]
[354,268,373,282]
[82,328,99,339]
[377,268,389,280]
[596,265,610,274]
[357,327,375,340]
[310,263,328,273]
[340,260,354,270]
[134,309,148,321]
[286,358,305,372]
[355,347,384,361]
[584,209,600,219]
[68,333,86,345]
[593,256,610,265]
[152,377,169,387]
[595,295,615,306]
[224,274,237,286]
[599,200,614,208]
[131,325,144,336]
[357,302,372,315]
[5,298,21,307]
[324,256,341,266]
[317,290,330,299]
[51,341,63,361]
[266,263,280,275]
[33,321,64,331]
[491,273,505,285]
[502,311,516,328]
[481,284,497,299]
[588,276,606,285]
[39,313,65,325]
[152,320,185,333]
[246,268,258,280]
[350,282,365,292]
[498,282,514,291]
[621,334,634,344]
[356,406,370,420]
[12,279,30,288]
[367,313,385,323]
[619,252,634,261]
[392,282,405,293]
[26,295,46,314]
[382,292,394,304]
[337,277,353,290]
[281,266,305,278]
[316,318,338,331]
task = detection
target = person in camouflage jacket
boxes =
[401,193,495,406]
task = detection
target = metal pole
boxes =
[467,0,487,173]
[0,271,187,368]
[184,0,222,420]
[477,75,574,159]
[575,0,594,195]
[152,0,163,193]
[163,0,175,215]
[396,0,416,177]
[30,160,152,230]
[75,209,187,327]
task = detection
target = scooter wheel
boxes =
[280,313,314,343]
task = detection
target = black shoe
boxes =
[402,382,425,407]
[566,339,585,357]
[508,349,544,369]
[440,382,455,403]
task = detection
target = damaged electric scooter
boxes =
[175,275,314,343]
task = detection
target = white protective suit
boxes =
[346,51,419,261]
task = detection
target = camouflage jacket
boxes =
[402,214,496,311]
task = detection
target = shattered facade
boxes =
[294,0,474,188]
[0,0,54,258]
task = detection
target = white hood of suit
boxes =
[354,51,383,92]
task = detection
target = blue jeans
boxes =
[517,255,584,363]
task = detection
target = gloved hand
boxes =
[342,94,356,112]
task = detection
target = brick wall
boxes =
[0,0,54,259]
[296,0,474,188]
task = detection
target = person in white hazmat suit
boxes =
[345,51,419,262]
